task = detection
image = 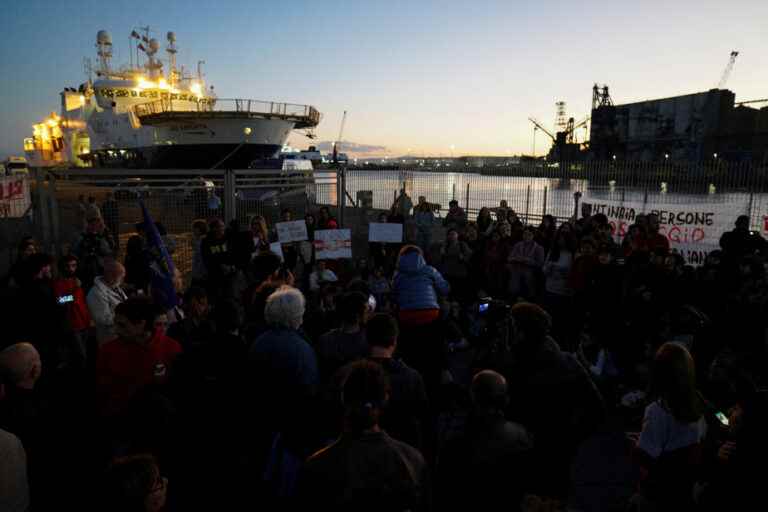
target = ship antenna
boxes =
[197,60,205,82]
[166,31,178,86]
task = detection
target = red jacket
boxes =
[96,333,182,416]
[52,277,91,331]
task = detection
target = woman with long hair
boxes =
[633,342,707,511]
[542,223,577,349]
[476,207,493,238]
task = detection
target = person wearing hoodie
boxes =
[392,245,450,395]
[87,260,128,343]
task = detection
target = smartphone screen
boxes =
[57,294,74,304]
[715,411,729,426]
[478,302,489,313]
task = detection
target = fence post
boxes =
[452,183,456,201]
[573,191,582,220]
[465,183,470,215]
[337,167,346,228]
[224,169,236,223]
[524,185,531,223]
[542,186,548,218]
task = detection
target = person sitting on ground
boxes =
[392,245,450,328]
[436,369,533,510]
[631,342,708,511]
[309,260,339,292]
[87,259,128,343]
[368,266,391,310]
[296,359,430,512]
[315,291,369,387]
[499,303,604,500]
[96,298,182,418]
[476,207,493,237]
[101,454,168,512]
[365,313,428,450]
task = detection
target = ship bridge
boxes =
[132,98,321,128]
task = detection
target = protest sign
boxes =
[276,220,308,243]
[0,176,30,218]
[581,194,739,265]
[368,222,403,243]
[269,242,284,261]
[314,229,352,259]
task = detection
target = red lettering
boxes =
[692,228,706,243]
[667,226,681,243]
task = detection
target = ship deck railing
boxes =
[132,98,321,128]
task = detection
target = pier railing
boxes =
[132,98,321,128]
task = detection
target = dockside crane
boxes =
[718,51,739,89]
[332,110,347,165]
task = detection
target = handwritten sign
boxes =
[276,220,308,243]
[369,222,403,243]
[0,176,30,218]
[314,229,352,259]
[582,195,738,265]
[269,242,284,261]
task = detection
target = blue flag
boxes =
[139,201,178,310]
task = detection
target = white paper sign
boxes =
[276,220,308,243]
[0,176,31,218]
[269,242,284,261]
[368,222,403,243]
[314,229,352,259]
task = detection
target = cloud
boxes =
[312,140,390,155]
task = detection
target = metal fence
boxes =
[12,159,768,279]
[40,168,338,278]
[337,160,768,229]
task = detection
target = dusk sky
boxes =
[1,0,766,159]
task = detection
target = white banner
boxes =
[581,195,742,265]
[368,222,403,243]
[276,220,308,243]
[0,176,31,218]
[314,229,352,259]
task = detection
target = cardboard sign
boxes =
[276,220,308,243]
[369,222,403,243]
[0,176,31,218]
[314,229,352,259]
[269,242,284,261]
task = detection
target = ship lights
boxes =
[158,78,169,90]
[190,82,202,96]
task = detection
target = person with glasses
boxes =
[102,454,167,512]
[52,254,92,370]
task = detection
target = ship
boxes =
[24,28,321,169]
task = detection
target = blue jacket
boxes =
[393,251,450,310]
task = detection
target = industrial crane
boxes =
[528,117,555,141]
[718,51,739,89]
[332,110,347,165]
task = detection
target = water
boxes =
[328,170,762,227]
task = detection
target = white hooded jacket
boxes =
[86,276,127,341]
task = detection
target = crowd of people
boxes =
[1,191,767,512]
